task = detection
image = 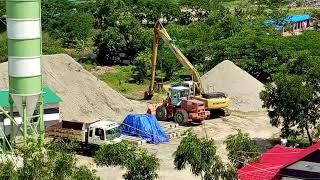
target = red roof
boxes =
[238,142,320,180]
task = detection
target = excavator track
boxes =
[209,108,231,119]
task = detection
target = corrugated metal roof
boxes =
[238,142,320,180]
[264,14,312,29]
[285,14,312,23]
[0,86,62,107]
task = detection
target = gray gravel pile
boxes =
[0,54,146,122]
[201,60,265,112]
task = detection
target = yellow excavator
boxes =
[145,21,230,117]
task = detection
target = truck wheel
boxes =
[156,106,168,121]
[174,110,188,125]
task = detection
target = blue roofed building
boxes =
[265,14,312,34]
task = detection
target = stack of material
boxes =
[201,60,265,112]
[0,54,146,123]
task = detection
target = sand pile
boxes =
[0,54,146,123]
[201,60,265,112]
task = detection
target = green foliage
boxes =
[207,5,244,39]
[95,15,150,65]
[95,141,137,166]
[136,0,181,23]
[95,27,126,65]
[95,141,160,180]
[42,0,94,48]
[0,1,5,15]
[0,139,99,180]
[49,12,94,47]
[42,0,74,30]
[224,130,260,169]
[174,130,235,180]
[178,0,220,11]
[123,150,159,180]
[95,0,127,28]
[0,160,18,180]
[132,50,152,84]
[260,55,320,144]
[71,166,98,180]
[0,32,7,63]
[99,65,142,94]
[158,46,181,80]
[42,33,65,55]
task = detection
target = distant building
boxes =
[265,14,312,34]
[238,142,320,179]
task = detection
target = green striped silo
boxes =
[6,0,44,141]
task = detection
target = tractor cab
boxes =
[169,86,190,106]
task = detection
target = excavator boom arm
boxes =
[145,21,203,100]
[158,27,203,90]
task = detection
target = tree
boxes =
[224,130,260,169]
[49,12,93,48]
[42,0,74,30]
[260,55,320,145]
[207,5,243,39]
[157,46,181,80]
[138,0,181,23]
[94,0,127,28]
[132,50,151,84]
[95,141,160,180]
[174,130,234,180]
[0,139,99,180]
[95,27,127,65]
[123,150,159,180]
[95,14,150,65]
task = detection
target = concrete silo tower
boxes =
[6,0,44,144]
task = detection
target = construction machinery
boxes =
[152,86,210,125]
[145,21,230,122]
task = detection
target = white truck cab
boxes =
[87,120,122,145]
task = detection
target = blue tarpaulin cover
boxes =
[121,114,170,144]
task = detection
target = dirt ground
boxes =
[78,111,279,180]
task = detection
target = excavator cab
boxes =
[169,86,190,106]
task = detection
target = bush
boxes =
[0,139,99,180]
[95,141,160,180]
[224,130,260,169]
[174,130,236,180]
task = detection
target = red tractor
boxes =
[148,86,209,125]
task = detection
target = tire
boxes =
[156,106,168,121]
[174,109,189,125]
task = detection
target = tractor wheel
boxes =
[156,106,168,121]
[174,109,188,125]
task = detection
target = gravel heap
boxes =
[201,60,265,112]
[0,54,146,123]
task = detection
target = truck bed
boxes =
[47,122,86,142]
